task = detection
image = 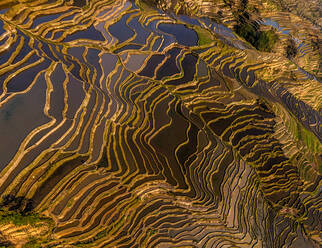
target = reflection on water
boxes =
[0,0,320,247]
[158,23,198,46]
[0,73,50,170]
[109,13,135,43]
[65,25,105,42]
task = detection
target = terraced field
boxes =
[0,0,321,247]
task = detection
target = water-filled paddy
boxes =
[0,0,320,247]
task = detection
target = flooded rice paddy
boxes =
[0,0,321,247]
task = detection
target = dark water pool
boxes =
[158,23,198,47]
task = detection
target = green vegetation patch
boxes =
[23,237,42,248]
[235,21,278,52]
[255,28,278,52]
[273,103,322,173]
[0,209,50,227]
[193,26,214,46]
[0,242,14,248]
[233,1,278,52]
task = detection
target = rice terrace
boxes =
[0,0,321,247]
